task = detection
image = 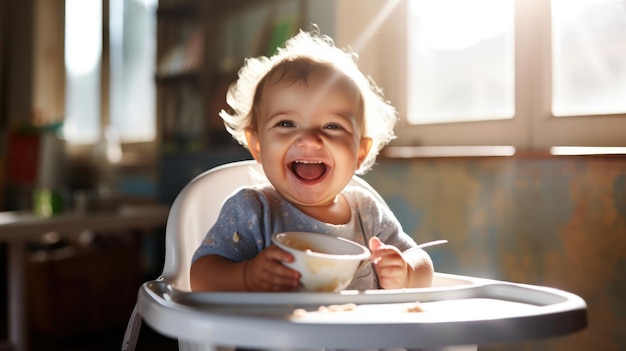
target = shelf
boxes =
[155,71,200,85]
[212,0,280,15]
[156,0,304,150]
[157,1,199,19]
[158,0,274,19]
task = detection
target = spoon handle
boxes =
[403,239,448,254]
[417,239,448,249]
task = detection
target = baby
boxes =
[190,29,433,292]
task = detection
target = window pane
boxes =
[64,0,102,143]
[110,0,157,142]
[406,0,515,124]
[552,0,626,116]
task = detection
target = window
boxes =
[406,0,515,124]
[64,0,102,143]
[551,0,626,117]
[334,0,626,153]
[64,0,157,146]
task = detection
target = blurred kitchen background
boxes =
[0,0,625,350]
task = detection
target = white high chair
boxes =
[122,160,586,351]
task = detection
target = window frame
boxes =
[334,0,626,152]
[64,0,158,164]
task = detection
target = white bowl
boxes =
[271,232,371,292]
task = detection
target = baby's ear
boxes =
[357,137,373,169]
[244,128,262,162]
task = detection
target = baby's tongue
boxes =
[293,162,325,181]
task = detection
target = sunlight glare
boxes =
[551,0,584,24]
[65,0,102,75]
[350,0,402,53]
[411,0,512,51]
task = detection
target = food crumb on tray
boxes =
[291,301,424,317]
[319,303,357,312]
[291,303,356,317]
[406,302,424,313]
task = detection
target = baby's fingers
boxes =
[375,262,408,289]
[262,266,301,291]
[264,244,296,263]
[248,246,301,291]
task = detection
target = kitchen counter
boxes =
[0,204,170,351]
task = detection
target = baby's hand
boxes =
[243,245,301,292]
[368,237,409,289]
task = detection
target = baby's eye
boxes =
[323,123,344,131]
[276,120,295,128]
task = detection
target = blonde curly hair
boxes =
[220,28,397,173]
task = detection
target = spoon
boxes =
[399,239,448,256]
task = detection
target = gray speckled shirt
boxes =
[192,184,417,291]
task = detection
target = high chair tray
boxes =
[138,272,587,349]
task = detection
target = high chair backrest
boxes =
[160,160,388,291]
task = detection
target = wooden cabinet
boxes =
[156,0,307,152]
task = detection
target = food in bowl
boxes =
[271,232,371,292]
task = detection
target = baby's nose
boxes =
[296,129,323,148]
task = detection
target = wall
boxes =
[363,156,626,350]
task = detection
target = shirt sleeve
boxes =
[191,188,269,263]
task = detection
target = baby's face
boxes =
[245,73,372,209]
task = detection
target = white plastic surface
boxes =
[138,272,587,349]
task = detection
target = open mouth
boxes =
[290,161,328,182]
